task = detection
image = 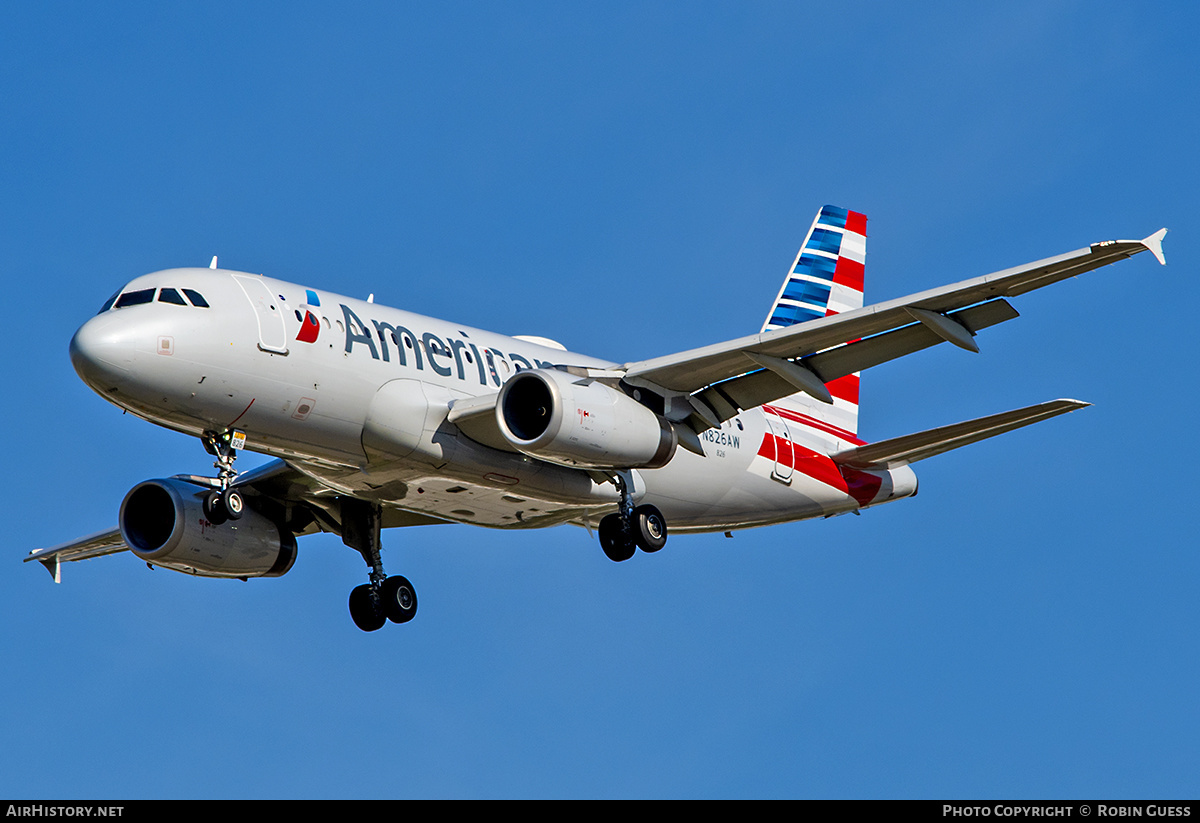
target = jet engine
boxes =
[496,369,677,469]
[119,478,296,578]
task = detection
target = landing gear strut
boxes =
[201,429,245,524]
[341,498,418,632]
[597,472,668,562]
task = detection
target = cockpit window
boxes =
[114,289,156,308]
[182,289,210,308]
[98,291,120,314]
[158,288,187,306]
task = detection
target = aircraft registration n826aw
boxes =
[27,207,1168,631]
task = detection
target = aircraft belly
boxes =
[290,459,612,529]
[386,478,598,529]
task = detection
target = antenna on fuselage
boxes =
[367,293,374,303]
[209,256,218,270]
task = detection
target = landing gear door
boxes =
[232,275,289,354]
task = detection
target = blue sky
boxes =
[2,1,1197,799]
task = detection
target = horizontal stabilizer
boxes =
[831,399,1090,469]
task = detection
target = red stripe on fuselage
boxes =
[756,432,881,505]
[763,404,866,445]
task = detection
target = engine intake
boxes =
[120,478,296,578]
[496,369,676,469]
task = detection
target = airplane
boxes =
[26,206,1168,631]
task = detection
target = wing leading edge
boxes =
[25,528,127,583]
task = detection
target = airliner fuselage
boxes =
[71,267,913,534]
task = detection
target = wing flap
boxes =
[693,299,1020,425]
[830,399,1090,470]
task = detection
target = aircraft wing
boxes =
[23,458,446,581]
[25,528,128,583]
[621,231,1166,427]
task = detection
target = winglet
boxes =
[34,552,61,584]
[1142,228,1168,266]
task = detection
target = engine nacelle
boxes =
[119,478,297,578]
[496,369,677,469]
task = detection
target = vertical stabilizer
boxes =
[761,205,867,438]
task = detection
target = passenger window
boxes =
[158,288,187,306]
[114,289,155,308]
[182,289,210,308]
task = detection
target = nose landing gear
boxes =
[200,430,247,524]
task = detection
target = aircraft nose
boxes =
[70,314,132,389]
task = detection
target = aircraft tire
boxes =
[221,487,245,520]
[203,490,228,525]
[348,584,386,632]
[380,575,418,624]
[632,505,667,553]
[599,513,635,562]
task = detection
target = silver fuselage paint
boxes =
[70,268,916,533]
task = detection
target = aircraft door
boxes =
[763,408,794,484]
[232,275,289,354]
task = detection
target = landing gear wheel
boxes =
[348,584,386,632]
[221,487,244,520]
[380,575,418,624]
[599,513,636,562]
[633,504,667,553]
[203,490,228,525]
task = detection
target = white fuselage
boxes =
[70,268,917,534]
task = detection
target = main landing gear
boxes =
[597,472,668,562]
[200,429,246,525]
[341,498,418,632]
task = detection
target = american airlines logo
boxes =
[335,303,559,388]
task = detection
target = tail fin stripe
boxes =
[768,304,825,328]
[761,204,868,437]
[793,253,839,281]
[825,374,860,404]
[844,210,867,236]
[781,280,832,306]
[809,229,849,255]
[817,205,850,229]
[833,256,865,291]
